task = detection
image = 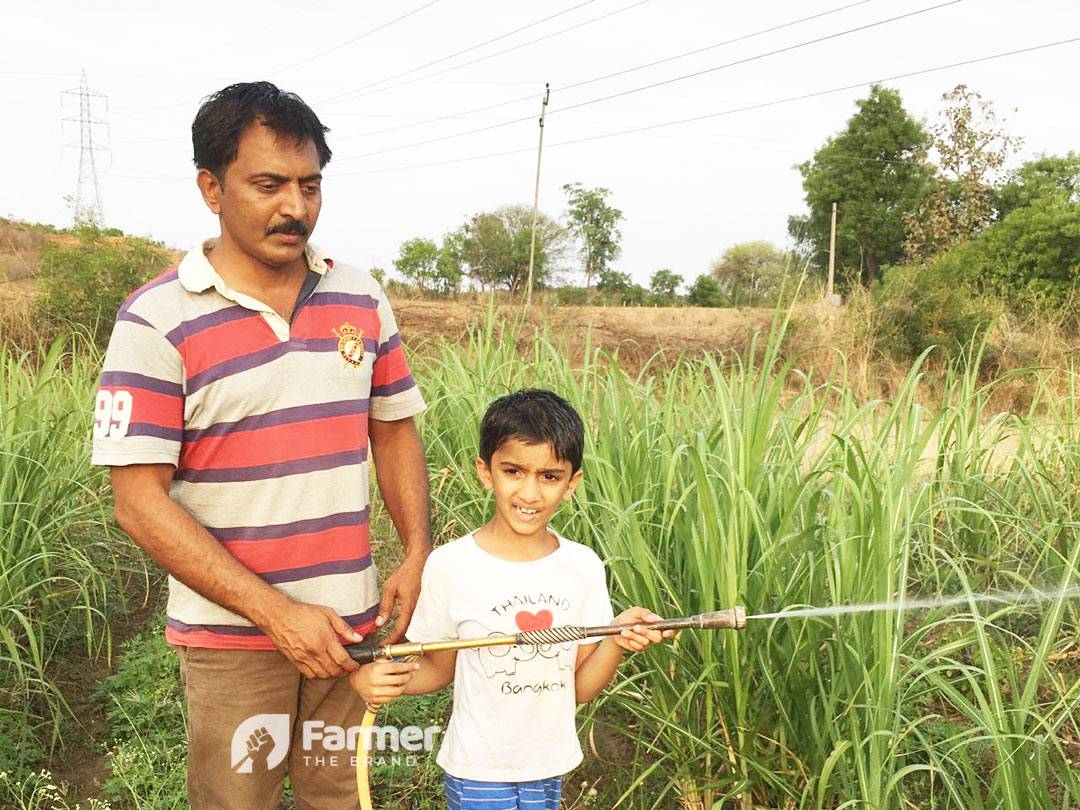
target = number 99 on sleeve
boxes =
[93,390,133,438]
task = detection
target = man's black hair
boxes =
[192,81,331,179]
[479,389,585,473]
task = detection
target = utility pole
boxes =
[61,69,110,226]
[523,83,550,312]
[825,201,839,305]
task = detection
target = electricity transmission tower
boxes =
[61,69,110,225]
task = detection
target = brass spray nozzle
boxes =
[691,606,747,630]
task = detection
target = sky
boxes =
[2,0,1077,286]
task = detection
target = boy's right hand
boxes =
[348,660,421,708]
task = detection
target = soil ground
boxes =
[48,575,163,803]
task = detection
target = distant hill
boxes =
[0,218,183,285]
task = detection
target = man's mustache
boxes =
[267,220,309,236]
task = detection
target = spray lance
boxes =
[343,607,747,810]
[344,606,747,664]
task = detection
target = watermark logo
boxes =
[230,716,443,773]
[231,713,290,773]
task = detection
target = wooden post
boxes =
[524,83,550,312]
[826,201,837,300]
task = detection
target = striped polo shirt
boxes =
[91,240,426,649]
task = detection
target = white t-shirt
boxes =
[405,532,614,782]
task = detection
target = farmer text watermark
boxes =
[231,714,442,773]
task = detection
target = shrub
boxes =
[36,225,171,344]
[934,196,1080,309]
[93,620,187,809]
[552,285,590,306]
[873,262,999,361]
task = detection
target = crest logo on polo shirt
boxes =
[333,322,366,367]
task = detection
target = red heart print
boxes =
[515,610,553,632]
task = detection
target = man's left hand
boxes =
[376,554,426,643]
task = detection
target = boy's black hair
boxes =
[479,389,585,473]
[192,81,332,179]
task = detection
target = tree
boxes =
[648,269,683,306]
[994,152,1080,218]
[460,205,568,294]
[562,183,624,291]
[686,274,725,307]
[392,232,467,297]
[904,84,1023,261]
[369,266,386,285]
[790,85,932,286]
[435,229,465,295]
[597,268,647,305]
[710,241,789,307]
[393,237,440,294]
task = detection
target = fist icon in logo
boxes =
[231,713,290,773]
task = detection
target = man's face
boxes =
[200,122,322,269]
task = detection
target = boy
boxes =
[350,388,672,809]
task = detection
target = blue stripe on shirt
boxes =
[443,774,562,810]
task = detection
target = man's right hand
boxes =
[262,601,363,679]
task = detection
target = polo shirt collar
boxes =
[178,238,332,294]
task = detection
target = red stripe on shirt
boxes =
[293,305,380,342]
[166,618,375,650]
[372,343,412,388]
[222,523,370,574]
[179,413,367,470]
[100,385,183,429]
[178,315,277,378]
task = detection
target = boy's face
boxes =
[475,438,582,541]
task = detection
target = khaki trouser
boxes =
[177,646,366,810]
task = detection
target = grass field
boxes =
[0,309,1077,809]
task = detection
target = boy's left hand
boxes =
[610,607,676,653]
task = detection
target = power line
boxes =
[264,1,441,78]
[318,0,602,105]
[333,0,958,163]
[335,91,542,142]
[329,36,1080,177]
[321,0,656,107]
[337,113,535,162]
[112,4,441,117]
[549,0,960,118]
[333,0,876,143]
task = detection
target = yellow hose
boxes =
[356,706,378,810]
[356,653,420,809]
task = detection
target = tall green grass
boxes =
[0,338,125,765]
[2,314,1076,809]
[415,316,1079,809]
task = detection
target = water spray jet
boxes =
[747,586,1080,622]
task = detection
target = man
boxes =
[91,82,430,808]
